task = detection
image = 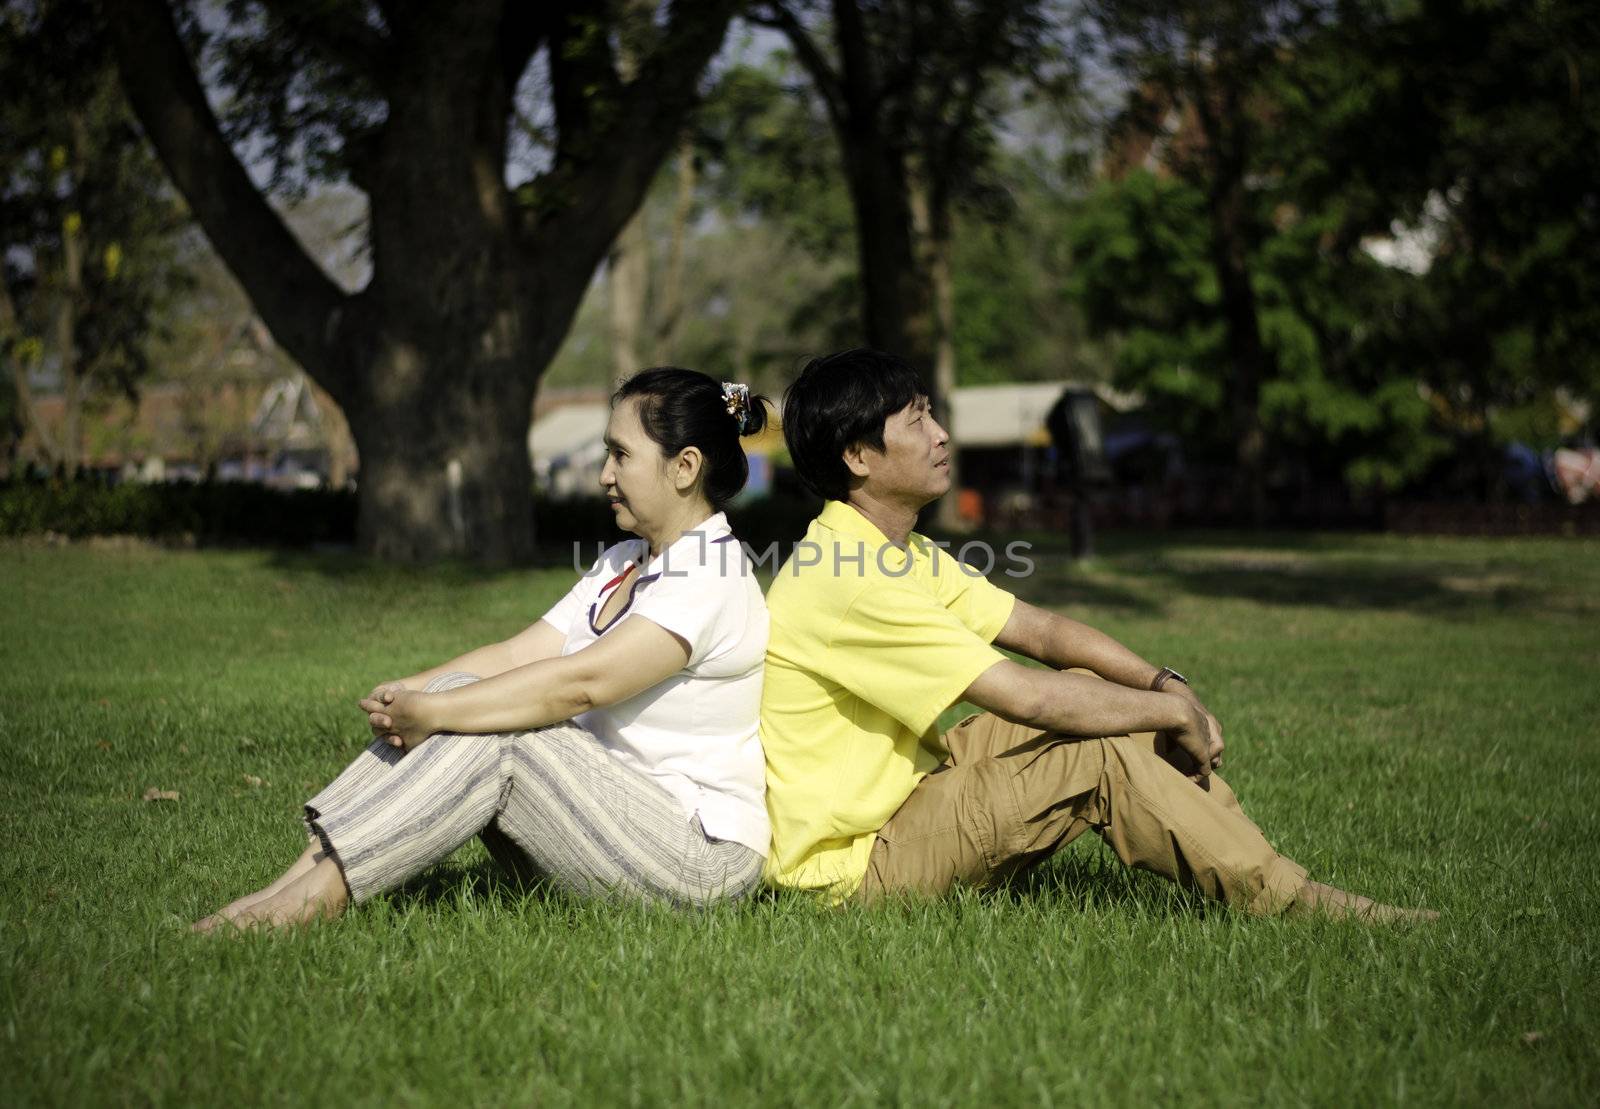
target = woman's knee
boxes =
[424,671,481,694]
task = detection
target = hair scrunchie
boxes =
[722,381,753,434]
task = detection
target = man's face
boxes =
[852,395,952,507]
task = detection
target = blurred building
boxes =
[14,370,356,489]
[951,381,1139,524]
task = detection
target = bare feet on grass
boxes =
[193,856,350,934]
[1288,880,1439,924]
[193,842,326,933]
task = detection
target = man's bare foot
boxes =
[194,856,349,934]
[1288,880,1438,924]
[192,841,324,933]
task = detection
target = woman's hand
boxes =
[358,689,439,753]
[365,679,411,702]
[361,680,411,739]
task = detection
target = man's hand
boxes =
[358,689,439,753]
[1165,682,1224,771]
[1161,698,1216,783]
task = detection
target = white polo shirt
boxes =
[538,512,770,854]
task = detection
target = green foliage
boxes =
[0,477,357,545]
[1064,0,1596,491]
[0,0,191,448]
[1068,167,1451,486]
[1271,0,1600,456]
[0,477,821,557]
[949,146,1115,386]
[696,59,855,261]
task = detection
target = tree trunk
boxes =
[56,208,84,477]
[1196,73,1269,525]
[823,0,938,376]
[1207,181,1269,524]
[346,342,538,563]
[910,169,964,531]
[651,135,696,364]
[111,0,736,562]
[608,213,650,381]
[839,145,938,375]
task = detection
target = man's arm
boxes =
[961,659,1215,778]
[993,599,1161,688]
[990,598,1224,770]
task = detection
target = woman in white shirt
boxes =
[196,369,771,931]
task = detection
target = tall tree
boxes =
[107,0,738,562]
[1288,0,1600,497]
[1,0,188,475]
[1074,0,1598,505]
[754,0,1052,524]
[1083,0,1330,520]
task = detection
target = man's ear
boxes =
[842,441,873,480]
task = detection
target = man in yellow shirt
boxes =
[761,348,1433,922]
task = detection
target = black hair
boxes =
[612,367,771,511]
[781,348,928,501]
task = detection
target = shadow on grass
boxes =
[1006,568,1167,616]
[1003,532,1548,616]
[368,854,1221,922]
[378,860,549,912]
[997,851,1216,919]
[1150,561,1538,614]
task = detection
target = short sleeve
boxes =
[923,541,1016,641]
[538,559,600,638]
[630,567,735,666]
[823,579,1007,737]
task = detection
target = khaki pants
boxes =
[856,712,1308,914]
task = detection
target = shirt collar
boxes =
[816,500,927,572]
[817,500,893,547]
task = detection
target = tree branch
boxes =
[109,0,352,393]
[548,0,624,169]
[524,0,739,267]
[753,3,848,126]
[254,0,390,87]
[498,2,552,95]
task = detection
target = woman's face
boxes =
[599,397,682,538]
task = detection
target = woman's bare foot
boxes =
[1288,880,1438,924]
[194,850,347,934]
[193,841,322,933]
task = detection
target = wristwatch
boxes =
[1151,666,1189,692]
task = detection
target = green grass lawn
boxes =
[3,531,1597,1106]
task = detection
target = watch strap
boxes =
[1151,666,1189,691]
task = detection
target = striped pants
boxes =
[303,672,764,906]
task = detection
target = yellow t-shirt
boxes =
[760,500,1017,898]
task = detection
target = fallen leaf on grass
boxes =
[1521,1031,1544,1047]
[96,740,112,752]
[142,788,180,803]
[242,774,267,788]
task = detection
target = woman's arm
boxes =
[364,617,691,751]
[397,619,569,690]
